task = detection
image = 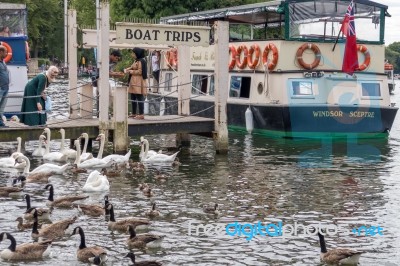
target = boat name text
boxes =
[312,111,375,118]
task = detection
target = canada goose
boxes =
[45,184,89,208]
[0,232,52,261]
[104,195,110,216]
[124,251,162,266]
[126,225,163,249]
[79,133,94,162]
[59,128,77,159]
[30,208,77,240]
[23,194,51,220]
[73,203,105,217]
[71,226,107,263]
[41,128,68,162]
[15,217,42,231]
[145,203,160,218]
[0,181,23,197]
[106,203,150,232]
[318,232,363,265]
[203,203,219,215]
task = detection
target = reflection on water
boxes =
[0,81,399,265]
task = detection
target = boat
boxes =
[384,62,395,94]
[145,0,398,139]
[0,3,29,117]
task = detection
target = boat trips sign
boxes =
[115,23,210,47]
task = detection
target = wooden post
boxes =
[213,21,229,154]
[113,86,128,153]
[68,9,79,119]
[176,45,191,147]
[80,84,93,119]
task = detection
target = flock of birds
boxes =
[0,129,365,265]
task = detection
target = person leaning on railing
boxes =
[0,45,10,127]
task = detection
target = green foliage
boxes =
[386,42,400,73]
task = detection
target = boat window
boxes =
[229,76,251,99]
[0,4,28,38]
[192,74,208,95]
[361,83,381,97]
[209,75,215,96]
[165,73,173,92]
[291,81,313,96]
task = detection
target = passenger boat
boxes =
[146,0,398,139]
[0,3,28,117]
[384,62,395,94]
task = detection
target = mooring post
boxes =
[68,9,79,119]
[80,83,93,119]
[113,86,128,153]
[213,21,229,154]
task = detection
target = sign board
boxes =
[116,22,210,47]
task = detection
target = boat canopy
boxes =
[0,3,28,37]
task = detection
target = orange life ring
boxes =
[247,44,261,69]
[165,49,178,68]
[235,45,248,69]
[25,41,30,61]
[0,41,13,63]
[262,43,279,71]
[357,44,370,71]
[296,43,321,70]
[228,45,236,70]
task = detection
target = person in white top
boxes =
[151,51,160,93]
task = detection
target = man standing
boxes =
[151,50,160,93]
[0,45,10,127]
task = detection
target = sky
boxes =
[375,0,400,45]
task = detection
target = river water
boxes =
[0,80,399,265]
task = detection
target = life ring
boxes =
[357,44,370,71]
[25,41,30,61]
[165,49,178,68]
[0,41,13,63]
[262,43,279,71]
[296,43,321,70]
[235,45,248,69]
[247,44,261,69]
[228,45,236,70]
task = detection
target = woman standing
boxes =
[125,48,148,120]
[20,66,59,126]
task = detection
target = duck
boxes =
[17,155,72,177]
[78,134,113,168]
[142,187,154,197]
[102,163,123,177]
[140,138,179,163]
[31,208,77,240]
[79,133,94,162]
[41,128,68,162]
[126,225,164,249]
[73,203,105,217]
[139,136,160,160]
[318,232,363,265]
[145,203,160,218]
[124,251,162,266]
[82,170,110,192]
[15,217,42,231]
[71,139,87,174]
[172,158,181,167]
[0,232,52,261]
[23,194,51,220]
[32,134,46,157]
[154,170,168,181]
[45,184,89,208]
[203,203,219,215]
[138,183,150,191]
[71,226,108,263]
[106,203,150,232]
[102,149,131,165]
[59,128,77,159]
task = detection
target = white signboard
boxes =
[116,23,210,47]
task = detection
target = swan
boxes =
[82,170,110,192]
[139,136,160,159]
[71,139,87,173]
[59,128,77,159]
[78,134,113,169]
[0,137,26,169]
[79,133,93,162]
[32,135,46,157]
[42,128,68,162]
[102,149,131,164]
[17,155,72,176]
[141,139,179,163]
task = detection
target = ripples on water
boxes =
[0,80,400,265]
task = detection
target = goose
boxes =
[139,136,160,159]
[102,149,131,165]
[31,208,77,240]
[0,232,52,261]
[15,217,42,231]
[0,180,23,197]
[71,226,108,263]
[104,195,110,216]
[126,225,163,249]
[23,194,51,220]
[45,184,89,208]
[79,133,94,162]
[145,203,160,218]
[32,134,46,157]
[203,203,219,215]
[82,170,110,192]
[59,128,77,159]
[71,139,87,174]
[78,134,113,168]
[73,203,105,217]
[124,251,162,266]
[106,203,150,232]
[16,155,72,179]
[318,232,363,265]
[140,139,179,163]
[41,128,68,162]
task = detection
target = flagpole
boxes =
[332,26,343,51]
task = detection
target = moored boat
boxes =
[384,62,395,94]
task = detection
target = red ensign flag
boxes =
[341,1,359,74]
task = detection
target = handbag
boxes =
[45,96,52,113]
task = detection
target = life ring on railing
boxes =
[262,43,279,71]
[0,41,13,63]
[235,45,248,69]
[296,43,321,70]
[228,45,237,70]
[25,41,30,61]
[247,44,260,69]
[357,44,370,71]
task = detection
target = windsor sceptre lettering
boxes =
[125,29,201,42]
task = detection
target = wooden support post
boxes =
[213,21,229,154]
[68,9,79,119]
[80,84,93,119]
[113,86,128,153]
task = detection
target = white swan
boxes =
[141,139,179,163]
[102,149,131,164]
[78,134,112,168]
[32,135,46,157]
[79,133,93,162]
[17,155,72,175]
[42,128,68,162]
[139,136,160,159]
[59,128,77,159]
[0,137,25,169]
[82,170,110,192]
